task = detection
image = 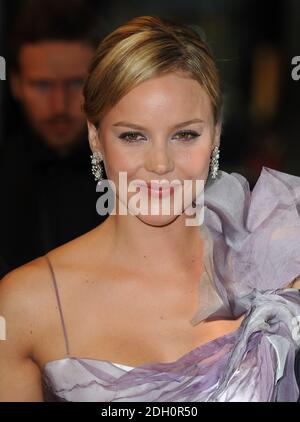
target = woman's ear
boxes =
[87,121,103,155]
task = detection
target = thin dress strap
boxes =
[44,254,70,356]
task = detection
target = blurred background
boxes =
[0,0,300,275]
[2,0,300,182]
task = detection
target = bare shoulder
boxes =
[0,256,56,343]
[0,226,100,316]
[0,257,49,312]
[0,257,60,402]
[0,226,112,401]
[38,227,116,301]
[0,221,109,323]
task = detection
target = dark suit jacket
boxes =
[0,123,108,275]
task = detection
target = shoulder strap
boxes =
[44,254,70,356]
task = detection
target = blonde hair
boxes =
[82,15,223,126]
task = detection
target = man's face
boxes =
[11,41,94,153]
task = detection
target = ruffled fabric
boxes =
[192,166,300,401]
[43,166,300,402]
[193,166,300,321]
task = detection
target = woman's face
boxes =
[88,71,221,226]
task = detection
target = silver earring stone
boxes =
[91,151,104,182]
[210,145,220,179]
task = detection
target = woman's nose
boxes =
[145,143,174,175]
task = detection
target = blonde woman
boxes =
[0,16,300,402]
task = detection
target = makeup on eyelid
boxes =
[118,130,201,143]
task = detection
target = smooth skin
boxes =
[1,71,299,401]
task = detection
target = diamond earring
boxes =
[90,151,104,182]
[210,145,220,179]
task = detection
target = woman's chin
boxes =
[135,213,181,227]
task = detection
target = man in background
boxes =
[0,0,108,275]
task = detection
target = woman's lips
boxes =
[147,185,175,198]
[135,182,181,199]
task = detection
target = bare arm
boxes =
[0,266,44,402]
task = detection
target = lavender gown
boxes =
[42,167,300,402]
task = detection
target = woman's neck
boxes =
[100,212,205,277]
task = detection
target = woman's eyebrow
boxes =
[112,118,205,130]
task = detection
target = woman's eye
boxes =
[118,130,200,143]
[173,130,200,141]
[119,132,146,143]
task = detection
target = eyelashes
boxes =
[118,130,201,144]
[173,130,201,142]
[118,131,145,143]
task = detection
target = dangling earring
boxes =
[90,151,104,182]
[210,145,220,179]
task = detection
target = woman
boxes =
[0,15,300,402]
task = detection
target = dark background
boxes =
[1,0,300,187]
